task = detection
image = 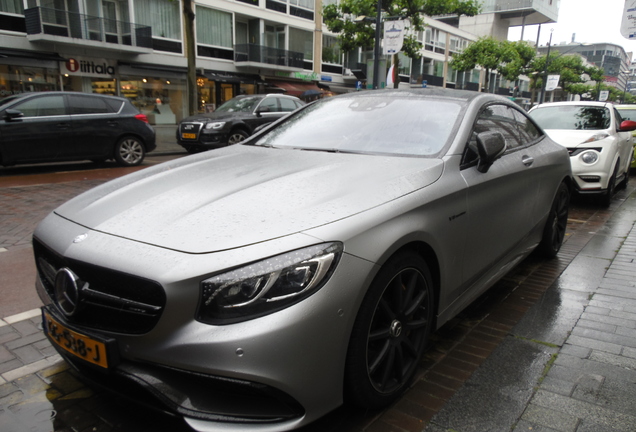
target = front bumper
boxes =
[33,214,375,431]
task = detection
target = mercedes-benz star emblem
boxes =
[54,268,82,317]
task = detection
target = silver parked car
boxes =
[529,101,636,206]
[34,89,572,431]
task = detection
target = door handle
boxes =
[56,122,71,129]
[522,155,534,167]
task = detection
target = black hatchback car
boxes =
[177,94,304,153]
[0,91,156,167]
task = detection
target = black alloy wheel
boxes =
[345,252,434,409]
[538,182,570,258]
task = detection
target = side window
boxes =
[68,95,112,115]
[279,98,298,112]
[258,97,279,112]
[462,104,521,168]
[511,109,542,145]
[14,95,66,117]
[613,108,623,130]
[475,104,522,150]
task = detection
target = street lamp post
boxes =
[372,0,382,89]
[539,30,553,105]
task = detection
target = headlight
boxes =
[580,150,599,164]
[205,122,225,130]
[197,243,343,324]
[581,133,609,143]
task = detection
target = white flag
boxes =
[546,75,560,91]
[383,20,407,55]
[621,0,636,39]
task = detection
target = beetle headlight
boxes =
[197,243,343,324]
[205,122,225,130]
[580,150,599,164]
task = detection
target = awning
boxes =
[0,47,67,61]
[268,80,323,97]
[204,71,266,84]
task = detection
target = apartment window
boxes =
[289,27,312,60]
[1,0,24,14]
[290,0,313,10]
[196,6,232,48]
[134,0,180,39]
[322,34,341,64]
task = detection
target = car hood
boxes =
[180,111,250,123]
[543,129,613,147]
[54,146,444,253]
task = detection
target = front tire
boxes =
[114,136,145,166]
[600,161,619,207]
[345,252,434,409]
[227,130,249,145]
[538,182,570,258]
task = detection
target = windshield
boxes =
[530,105,611,130]
[251,95,463,157]
[617,108,636,121]
[215,97,260,113]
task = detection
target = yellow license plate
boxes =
[182,133,196,139]
[43,310,109,369]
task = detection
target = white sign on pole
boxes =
[621,0,636,39]
[546,75,560,91]
[383,20,406,55]
[599,90,610,101]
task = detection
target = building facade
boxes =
[537,42,633,94]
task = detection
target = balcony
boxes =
[234,44,304,71]
[25,7,152,54]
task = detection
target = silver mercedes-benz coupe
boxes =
[34,88,572,431]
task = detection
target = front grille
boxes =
[33,238,166,334]
[178,122,203,140]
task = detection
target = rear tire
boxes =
[538,182,570,258]
[345,252,434,409]
[114,136,145,166]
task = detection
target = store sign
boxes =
[275,71,319,82]
[60,57,117,78]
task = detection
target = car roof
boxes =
[533,101,612,108]
[0,91,128,103]
[615,104,636,109]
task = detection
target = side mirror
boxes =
[619,120,636,132]
[255,106,270,117]
[476,131,506,173]
[4,109,23,121]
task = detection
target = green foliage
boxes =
[322,0,480,59]
[449,37,535,91]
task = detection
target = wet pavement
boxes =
[1,148,636,431]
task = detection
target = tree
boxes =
[526,53,603,103]
[323,0,480,86]
[449,37,535,92]
[183,0,197,116]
